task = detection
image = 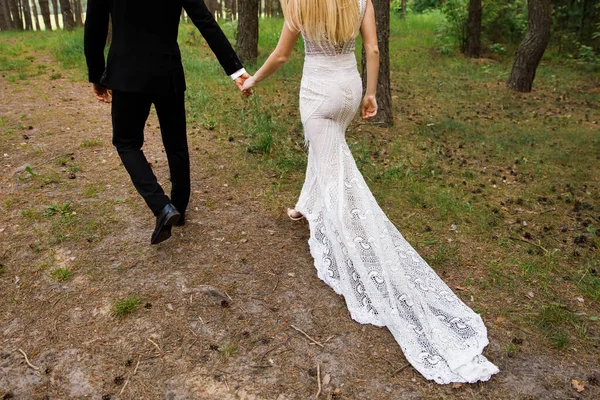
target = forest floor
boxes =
[1,15,600,400]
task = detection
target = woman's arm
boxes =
[360,0,379,119]
[242,22,300,90]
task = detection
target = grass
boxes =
[112,296,143,319]
[218,342,238,358]
[51,267,71,282]
[81,139,103,147]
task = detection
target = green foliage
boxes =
[44,202,72,217]
[243,95,274,155]
[435,0,468,54]
[482,0,528,45]
[112,296,143,318]
[51,268,71,282]
[410,0,443,13]
[218,342,238,358]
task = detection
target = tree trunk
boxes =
[506,0,552,92]
[72,0,82,26]
[38,0,51,30]
[206,0,216,16]
[362,0,393,126]
[464,0,482,58]
[51,0,59,28]
[8,0,22,29]
[236,0,259,64]
[401,0,407,19]
[579,0,587,42]
[0,0,13,30]
[30,0,41,30]
[58,0,73,30]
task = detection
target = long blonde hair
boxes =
[282,0,361,46]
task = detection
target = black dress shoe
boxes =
[151,204,181,245]
[174,213,185,226]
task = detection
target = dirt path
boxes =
[1,56,599,400]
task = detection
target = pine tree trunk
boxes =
[465,0,482,58]
[506,0,552,92]
[73,0,82,26]
[51,0,59,28]
[38,0,51,30]
[206,0,216,15]
[58,0,73,30]
[579,0,587,42]
[0,0,12,30]
[8,0,22,29]
[30,0,40,30]
[236,0,259,64]
[362,0,393,126]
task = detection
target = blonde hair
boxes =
[282,0,361,46]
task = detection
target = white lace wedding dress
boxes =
[293,0,499,384]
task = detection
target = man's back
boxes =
[85,0,243,94]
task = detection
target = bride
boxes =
[242,0,499,384]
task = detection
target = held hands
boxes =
[93,83,112,103]
[234,73,253,97]
[241,75,256,94]
[361,94,377,120]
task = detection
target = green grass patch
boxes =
[81,139,103,147]
[112,296,143,319]
[51,268,71,282]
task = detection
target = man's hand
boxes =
[93,83,112,103]
[234,73,253,97]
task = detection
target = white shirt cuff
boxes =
[230,68,247,80]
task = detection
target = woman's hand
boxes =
[242,76,257,91]
[361,95,377,120]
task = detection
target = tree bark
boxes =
[206,0,216,16]
[72,0,82,26]
[401,0,407,19]
[8,0,22,29]
[58,0,73,30]
[362,0,393,126]
[0,0,13,30]
[464,0,482,58]
[236,0,259,64]
[38,0,51,30]
[506,0,552,92]
[51,0,59,28]
[579,0,587,42]
[30,0,41,30]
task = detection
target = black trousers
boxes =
[111,90,190,216]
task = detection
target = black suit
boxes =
[84,0,243,215]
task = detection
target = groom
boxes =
[84,0,248,244]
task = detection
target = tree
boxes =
[464,0,482,57]
[31,0,41,30]
[38,0,52,30]
[506,0,552,92]
[236,0,259,63]
[8,0,23,29]
[72,0,83,27]
[362,0,393,126]
[51,0,59,29]
[58,0,74,30]
[22,0,33,30]
[0,0,13,30]
[401,0,407,19]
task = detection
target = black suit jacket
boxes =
[84,0,243,94]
